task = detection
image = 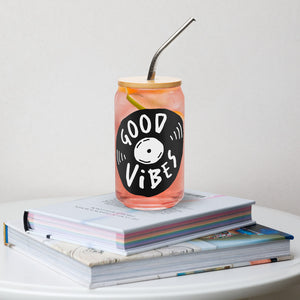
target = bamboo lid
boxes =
[118,76,181,89]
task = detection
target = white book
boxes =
[4,220,293,289]
[24,190,256,255]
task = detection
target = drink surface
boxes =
[115,85,184,210]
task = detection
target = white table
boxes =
[0,197,299,299]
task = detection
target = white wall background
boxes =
[0,1,300,298]
[0,0,299,214]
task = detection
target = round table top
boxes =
[0,197,299,299]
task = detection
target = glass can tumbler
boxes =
[115,76,184,210]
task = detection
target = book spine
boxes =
[23,211,32,232]
[3,223,8,246]
[3,223,14,247]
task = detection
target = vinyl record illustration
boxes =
[116,108,183,197]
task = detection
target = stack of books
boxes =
[3,190,294,288]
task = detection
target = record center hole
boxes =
[147,149,151,153]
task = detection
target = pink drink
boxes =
[115,77,184,210]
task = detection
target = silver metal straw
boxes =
[147,17,196,81]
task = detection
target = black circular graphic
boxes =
[116,109,184,197]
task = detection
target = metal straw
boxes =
[147,17,196,81]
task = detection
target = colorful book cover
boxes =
[199,224,294,249]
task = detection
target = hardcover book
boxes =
[4,221,293,289]
[23,190,255,255]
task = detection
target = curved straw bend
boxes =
[147,17,196,81]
